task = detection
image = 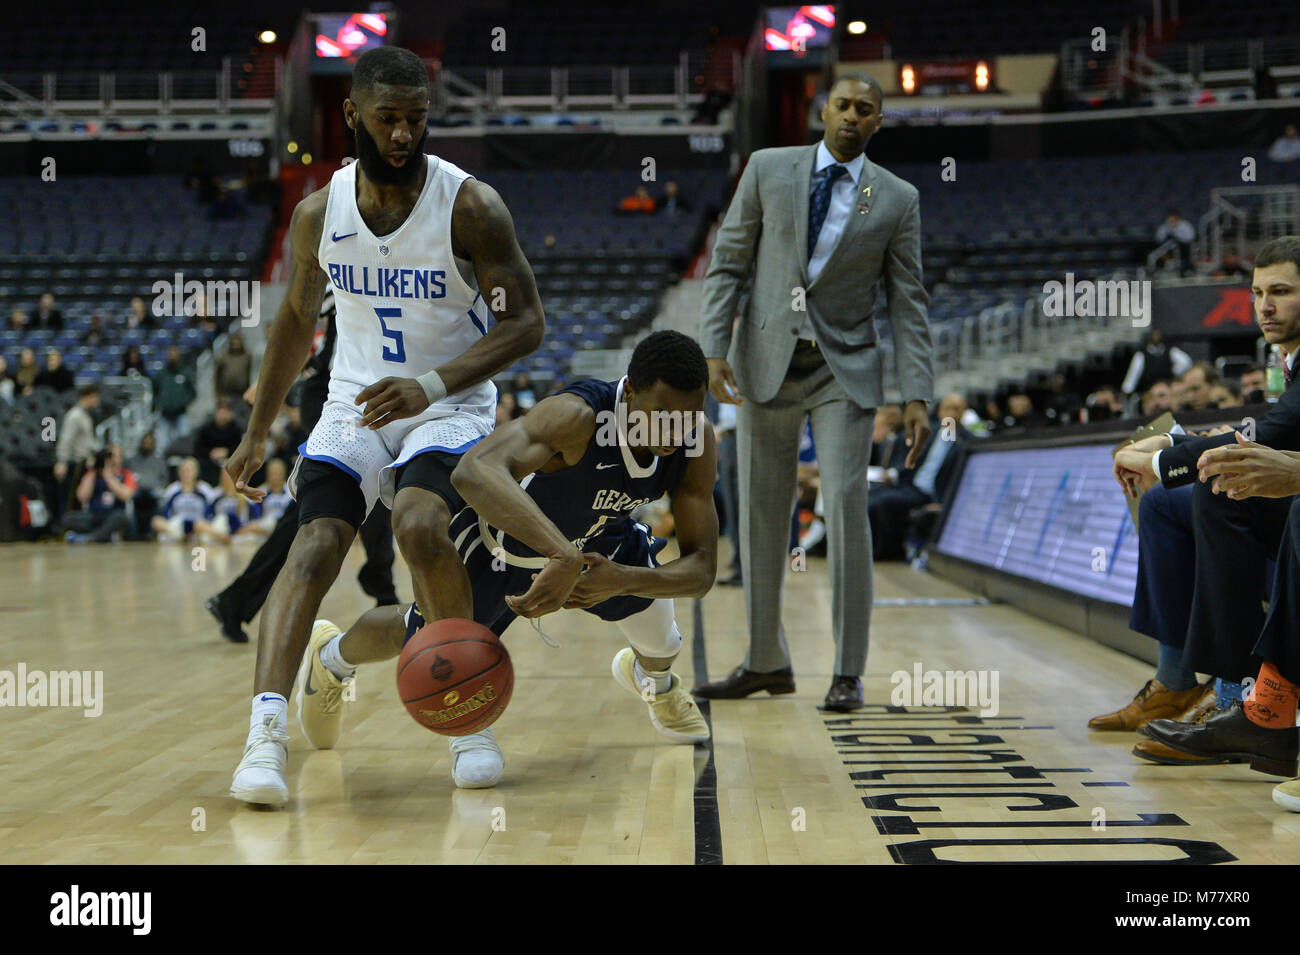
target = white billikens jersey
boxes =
[317,154,496,418]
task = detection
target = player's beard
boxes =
[353,117,427,187]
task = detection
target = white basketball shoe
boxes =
[230,712,290,806]
[449,728,504,788]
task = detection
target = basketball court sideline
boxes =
[1,540,1296,864]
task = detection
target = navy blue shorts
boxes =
[404,519,667,643]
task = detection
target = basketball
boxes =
[396,618,513,736]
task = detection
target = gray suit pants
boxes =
[737,353,874,675]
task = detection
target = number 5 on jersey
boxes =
[375,307,406,363]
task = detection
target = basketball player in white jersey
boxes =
[225,47,545,806]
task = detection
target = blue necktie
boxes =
[808,163,848,259]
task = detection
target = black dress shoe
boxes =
[692,664,795,699]
[206,595,248,644]
[822,675,864,712]
[1144,701,1299,777]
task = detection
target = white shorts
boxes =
[289,399,493,516]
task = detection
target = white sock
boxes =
[250,692,287,737]
[320,632,357,681]
[634,659,672,695]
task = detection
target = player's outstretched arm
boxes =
[451,394,594,617]
[227,190,328,497]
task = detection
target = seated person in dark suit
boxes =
[868,394,969,560]
[1112,237,1300,764]
[1140,435,1300,808]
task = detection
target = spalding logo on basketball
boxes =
[396,618,513,737]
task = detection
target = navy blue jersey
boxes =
[450,376,691,568]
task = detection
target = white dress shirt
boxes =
[800,142,867,340]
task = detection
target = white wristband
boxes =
[416,370,447,404]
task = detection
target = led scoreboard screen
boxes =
[933,442,1139,606]
[764,5,835,52]
[312,12,389,72]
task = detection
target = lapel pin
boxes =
[857,202,870,215]
[863,185,871,196]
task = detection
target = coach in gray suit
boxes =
[693,73,933,711]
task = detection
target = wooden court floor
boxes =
[1,538,1297,865]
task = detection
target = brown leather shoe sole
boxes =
[1132,738,1240,765]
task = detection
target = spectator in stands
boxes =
[1169,377,1187,410]
[53,385,101,521]
[151,457,226,544]
[58,445,135,543]
[82,313,106,347]
[1122,329,1193,397]
[243,457,293,536]
[1269,124,1300,163]
[1180,361,1219,410]
[190,289,220,337]
[126,431,168,537]
[33,293,63,332]
[8,308,27,331]
[35,348,75,393]
[1208,382,1243,408]
[1255,66,1279,102]
[0,355,13,404]
[1241,365,1267,403]
[616,185,656,214]
[1156,210,1196,276]
[495,392,519,425]
[124,296,155,330]
[193,397,242,487]
[269,393,308,462]
[121,345,146,377]
[214,332,253,404]
[1002,393,1042,429]
[152,346,197,453]
[868,394,970,561]
[185,157,219,203]
[1085,386,1125,421]
[13,347,38,395]
[507,371,537,409]
[657,180,692,215]
[1140,380,1175,417]
[869,405,907,478]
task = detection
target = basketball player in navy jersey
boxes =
[225,47,545,806]
[297,331,716,787]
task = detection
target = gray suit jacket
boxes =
[699,144,933,409]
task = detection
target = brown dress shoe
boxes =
[692,665,796,699]
[1088,678,1210,731]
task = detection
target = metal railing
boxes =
[436,50,718,116]
[0,57,280,118]
[1061,32,1300,102]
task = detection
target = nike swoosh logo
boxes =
[259,694,279,702]
[596,463,618,470]
[331,231,358,241]
[303,657,318,696]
